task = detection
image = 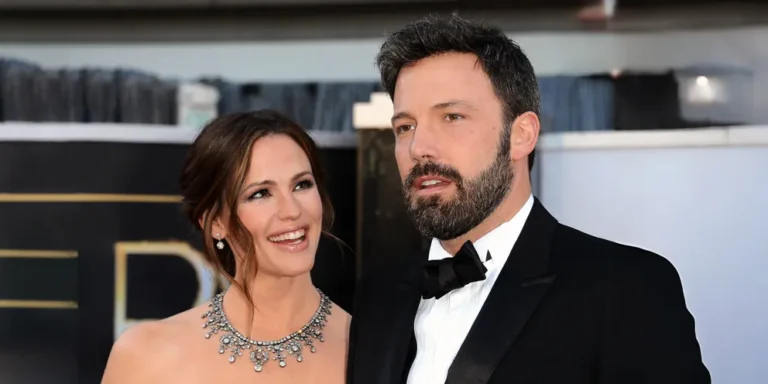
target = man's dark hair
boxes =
[376,14,539,171]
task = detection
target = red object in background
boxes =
[576,0,616,22]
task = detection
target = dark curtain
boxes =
[0,59,42,121]
[538,75,614,133]
[1,58,178,125]
[311,82,380,132]
[2,55,707,134]
[115,69,177,125]
[612,71,683,130]
[199,77,244,116]
[202,80,380,132]
[241,83,318,130]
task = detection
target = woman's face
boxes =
[227,134,323,278]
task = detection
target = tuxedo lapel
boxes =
[350,258,424,384]
[445,199,558,384]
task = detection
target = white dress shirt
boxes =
[406,195,534,384]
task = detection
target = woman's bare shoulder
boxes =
[101,305,207,383]
[330,302,352,334]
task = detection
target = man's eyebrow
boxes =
[432,100,476,110]
[391,100,476,124]
[391,111,415,126]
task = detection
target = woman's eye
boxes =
[248,189,269,200]
[295,180,315,191]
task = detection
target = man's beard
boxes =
[402,128,514,240]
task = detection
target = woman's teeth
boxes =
[268,228,306,243]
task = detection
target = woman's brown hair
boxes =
[179,110,335,309]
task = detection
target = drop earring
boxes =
[215,233,225,250]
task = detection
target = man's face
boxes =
[391,52,513,240]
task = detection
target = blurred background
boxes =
[0,0,766,383]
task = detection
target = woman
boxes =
[102,110,350,383]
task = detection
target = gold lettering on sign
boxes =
[0,249,79,309]
[0,193,182,203]
[113,241,228,340]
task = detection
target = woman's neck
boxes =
[223,272,319,340]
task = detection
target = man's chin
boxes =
[413,217,471,241]
[411,192,457,207]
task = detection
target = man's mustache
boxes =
[404,162,463,190]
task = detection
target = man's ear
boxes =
[511,111,540,163]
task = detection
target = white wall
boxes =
[538,127,768,383]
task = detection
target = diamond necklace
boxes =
[202,288,332,373]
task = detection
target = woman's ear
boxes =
[511,111,540,162]
[211,219,227,240]
[199,213,227,239]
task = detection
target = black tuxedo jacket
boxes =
[347,199,710,384]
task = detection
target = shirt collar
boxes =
[428,195,535,274]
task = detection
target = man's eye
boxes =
[396,124,415,134]
[445,114,464,122]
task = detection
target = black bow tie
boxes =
[422,241,490,300]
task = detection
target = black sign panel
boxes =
[357,129,429,274]
[0,141,356,384]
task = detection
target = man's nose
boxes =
[409,124,439,162]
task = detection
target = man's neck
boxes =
[440,185,532,256]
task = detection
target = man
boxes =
[347,14,710,384]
